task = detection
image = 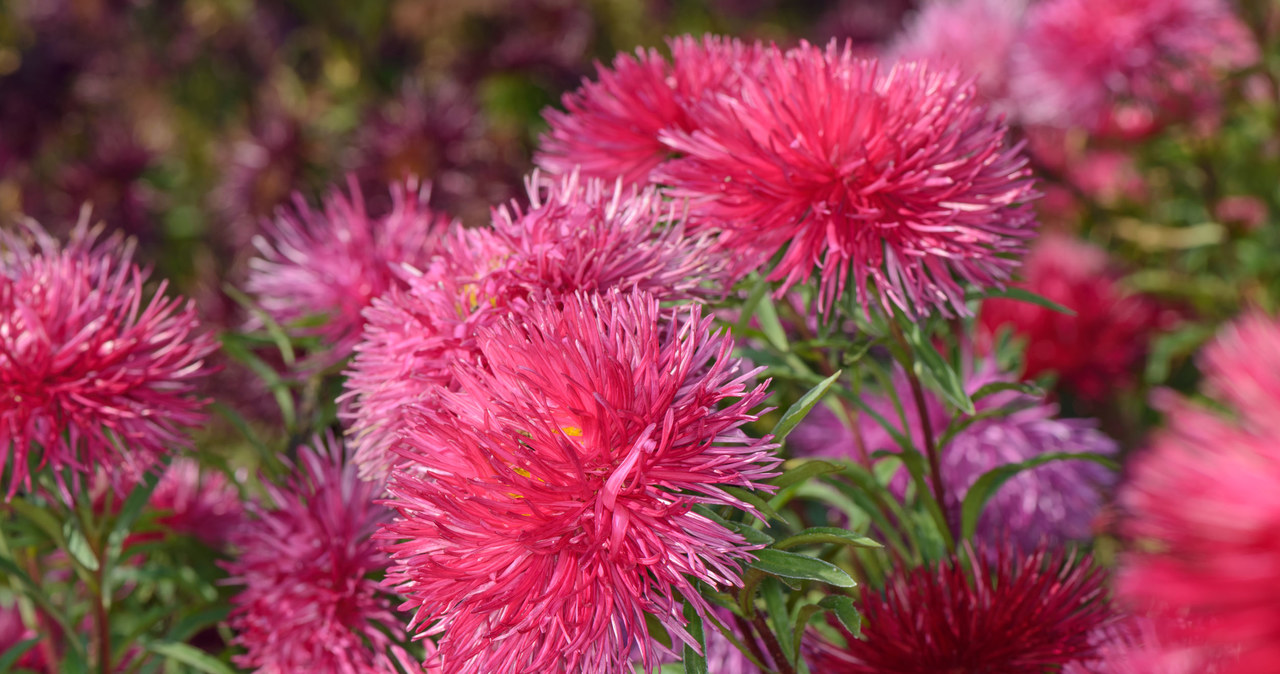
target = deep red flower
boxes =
[811,544,1113,673]
[380,291,779,673]
[0,217,215,499]
[225,434,414,673]
[536,34,759,186]
[656,40,1038,317]
[246,176,455,367]
[978,235,1162,400]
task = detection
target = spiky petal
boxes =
[380,290,780,673]
[656,40,1038,317]
[811,544,1113,672]
[0,216,215,500]
[224,434,414,673]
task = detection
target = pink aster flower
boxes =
[380,291,780,673]
[246,176,455,367]
[1199,312,1280,436]
[225,433,414,673]
[1065,615,1236,674]
[0,217,216,499]
[656,40,1038,317]
[1011,0,1258,132]
[149,458,244,549]
[343,173,727,480]
[811,544,1113,673]
[1118,400,1280,673]
[889,0,1028,110]
[979,235,1163,401]
[536,34,759,186]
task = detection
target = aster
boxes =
[1198,312,1280,436]
[0,217,216,499]
[789,360,1117,550]
[246,176,455,367]
[978,235,1163,401]
[380,290,780,673]
[342,172,727,480]
[149,458,244,549]
[656,40,1038,317]
[536,34,760,186]
[810,544,1113,673]
[1118,396,1280,673]
[224,433,413,673]
[1064,616,1236,674]
[1011,0,1258,131]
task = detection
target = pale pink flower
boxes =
[656,40,1038,317]
[225,433,414,673]
[380,291,779,673]
[246,177,454,367]
[0,216,215,499]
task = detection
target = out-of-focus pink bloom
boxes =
[1012,0,1258,132]
[149,458,244,549]
[979,235,1162,400]
[225,434,414,673]
[1215,195,1269,231]
[246,177,455,367]
[380,291,779,673]
[790,360,1117,550]
[1200,312,1280,435]
[889,0,1028,109]
[343,173,727,481]
[657,40,1038,317]
[1067,151,1148,207]
[1065,615,1236,674]
[537,35,759,186]
[0,599,46,671]
[812,544,1112,672]
[213,107,310,246]
[0,216,216,500]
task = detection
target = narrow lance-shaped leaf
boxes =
[959,452,1122,541]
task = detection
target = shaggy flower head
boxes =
[1119,396,1280,673]
[790,360,1116,549]
[1199,312,1280,436]
[246,177,454,366]
[0,217,215,499]
[1064,616,1236,674]
[536,35,759,185]
[343,173,726,480]
[225,434,413,673]
[380,291,780,673]
[889,0,1028,109]
[656,40,1038,317]
[979,235,1162,401]
[1012,0,1258,131]
[811,544,1113,672]
[149,458,244,549]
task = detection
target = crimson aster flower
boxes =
[1011,0,1258,132]
[246,176,454,367]
[536,34,759,186]
[656,40,1038,317]
[0,217,215,499]
[979,235,1163,401]
[342,173,726,481]
[380,291,779,673]
[811,544,1113,673]
[225,433,414,673]
[1118,396,1280,673]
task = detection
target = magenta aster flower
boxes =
[225,433,414,673]
[246,177,455,367]
[536,35,759,186]
[656,40,1038,317]
[0,218,215,499]
[811,544,1113,672]
[889,0,1028,110]
[380,291,780,673]
[149,458,244,549]
[1065,616,1236,674]
[1199,312,1280,436]
[1118,398,1280,673]
[1011,0,1258,131]
[343,173,727,480]
[790,360,1116,550]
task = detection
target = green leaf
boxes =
[774,527,882,551]
[222,283,296,366]
[682,601,707,674]
[755,295,790,353]
[735,275,771,335]
[818,596,862,637]
[106,472,161,568]
[792,603,825,659]
[748,549,855,588]
[62,522,99,573]
[147,642,237,674]
[790,481,870,531]
[979,286,1076,316]
[900,320,974,415]
[166,605,231,643]
[960,452,1121,541]
[723,486,782,523]
[691,506,774,546]
[771,459,843,491]
[0,637,40,672]
[773,371,843,444]
[969,380,1043,402]
[763,578,794,664]
[0,557,85,661]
